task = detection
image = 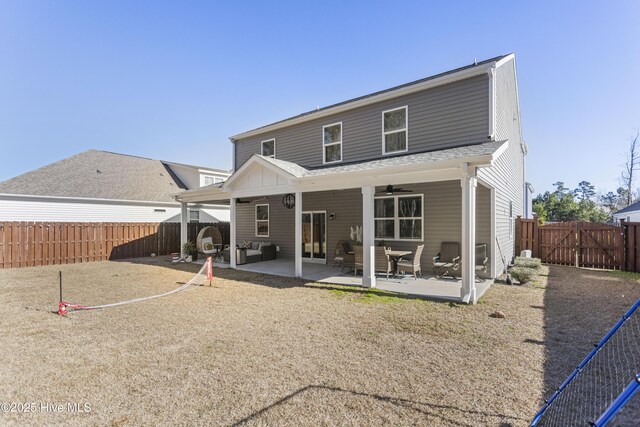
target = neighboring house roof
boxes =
[231,54,512,140]
[0,150,220,203]
[614,201,640,215]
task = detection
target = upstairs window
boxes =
[261,139,276,158]
[189,210,200,223]
[203,175,225,186]
[382,106,408,154]
[322,122,342,164]
[255,204,270,237]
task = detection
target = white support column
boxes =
[230,198,237,268]
[461,163,477,303]
[180,202,188,258]
[361,185,376,288]
[294,192,303,278]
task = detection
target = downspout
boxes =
[488,65,496,141]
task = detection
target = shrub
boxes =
[514,257,542,269]
[509,266,538,284]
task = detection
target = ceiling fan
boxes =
[378,185,412,195]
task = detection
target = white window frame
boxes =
[322,122,343,164]
[382,106,409,155]
[261,138,276,158]
[203,175,216,186]
[189,209,200,223]
[255,204,270,237]
[374,194,423,242]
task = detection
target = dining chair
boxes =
[397,244,424,279]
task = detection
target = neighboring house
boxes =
[176,54,526,303]
[0,150,230,223]
[613,201,640,223]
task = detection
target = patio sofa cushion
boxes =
[246,249,262,257]
[251,242,260,250]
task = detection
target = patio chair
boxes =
[374,246,392,279]
[333,240,350,267]
[475,243,488,280]
[433,242,460,279]
[353,245,363,275]
[397,244,424,279]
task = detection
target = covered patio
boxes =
[176,141,508,304]
[230,259,492,301]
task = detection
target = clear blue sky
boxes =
[1,1,639,196]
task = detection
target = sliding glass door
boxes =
[301,211,326,263]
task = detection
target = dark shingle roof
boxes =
[0,150,196,203]
[614,201,640,215]
[257,140,507,178]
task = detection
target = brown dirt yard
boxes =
[0,258,638,426]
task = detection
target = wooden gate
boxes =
[517,218,625,270]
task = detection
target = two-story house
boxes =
[176,54,526,304]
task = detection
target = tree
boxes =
[533,181,609,223]
[620,130,640,207]
[574,181,596,201]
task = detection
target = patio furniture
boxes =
[196,226,223,253]
[354,246,396,278]
[353,245,363,275]
[333,240,351,267]
[397,244,424,279]
[475,243,488,280]
[433,242,460,279]
[386,249,413,277]
[222,241,276,264]
[374,246,392,279]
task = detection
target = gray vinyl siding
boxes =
[477,57,524,273]
[234,75,490,170]
[233,182,492,276]
[235,197,295,260]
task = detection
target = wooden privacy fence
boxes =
[0,221,230,269]
[516,217,640,271]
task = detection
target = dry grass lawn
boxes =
[0,257,638,426]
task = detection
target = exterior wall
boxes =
[167,163,229,190]
[477,57,524,273]
[613,211,640,223]
[0,197,229,223]
[232,182,492,276]
[235,195,295,259]
[234,75,490,169]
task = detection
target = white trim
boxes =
[362,185,376,288]
[261,138,276,158]
[460,163,477,303]
[294,192,302,277]
[0,192,229,208]
[180,203,188,256]
[230,198,237,268]
[322,122,343,164]
[374,193,424,242]
[255,203,270,237]
[222,155,297,188]
[490,186,497,278]
[231,60,498,141]
[488,66,496,140]
[382,106,409,155]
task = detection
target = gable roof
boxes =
[0,150,210,203]
[231,54,512,140]
[614,200,640,215]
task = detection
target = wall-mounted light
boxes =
[329,213,336,220]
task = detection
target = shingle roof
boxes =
[257,140,507,178]
[614,201,640,215]
[0,150,200,203]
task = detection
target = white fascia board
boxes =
[221,155,297,189]
[0,193,184,207]
[230,63,495,141]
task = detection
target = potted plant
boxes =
[182,241,197,262]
